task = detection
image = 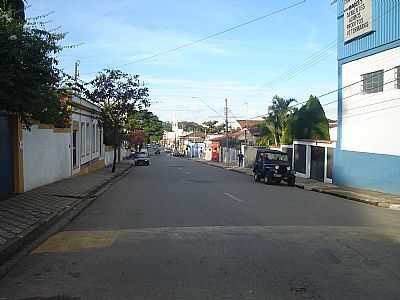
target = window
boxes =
[99,128,103,156]
[80,123,85,157]
[395,66,400,89]
[259,152,288,162]
[361,70,384,94]
[96,126,100,153]
[86,123,90,155]
[92,124,96,154]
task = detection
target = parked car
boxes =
[253,149,295,186]
[134,152,150,166]
[129,149,136,159]
[172,150,184,157]
[155,149,161,155]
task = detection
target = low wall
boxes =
[104,146,130,167]
[23,124,71,192]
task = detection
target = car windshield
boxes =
[260,152,288,162]
[136,153,148,158]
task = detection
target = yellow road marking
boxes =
[32,230,120,254]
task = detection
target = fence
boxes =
[238,143,335,184]
[220,147,241,166]
[293,140,335,183]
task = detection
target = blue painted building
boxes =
[334,0,400,194]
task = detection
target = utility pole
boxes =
[224,98,229,136]
[244,101,248,145]
[224,98,229,163]
[74,60,80,84]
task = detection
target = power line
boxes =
[321,79,397,108]
[342,96,400,114]
[343,101,400,119]
[246,75,399,120]
[81,1,306,75]
[193,97,225,119]
[254,1,400,101]
[265,40,337,87]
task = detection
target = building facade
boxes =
[70,95,104,176]
[334,0,400,193]
[0,95,107,197]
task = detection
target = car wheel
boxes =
[265,175,273,185]
[253,173,260,182]
[288,177,295,186]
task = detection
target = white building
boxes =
[70,95,104,175]
[335,0,400,193]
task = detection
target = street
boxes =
[1,154,400,300]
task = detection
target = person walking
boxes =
[237,152,244,167]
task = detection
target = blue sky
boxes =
[27,0,339,123]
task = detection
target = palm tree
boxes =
[264,95,297,146]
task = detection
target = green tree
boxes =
[127,110,163,144]
[178,121,204,132]
[257,121,275,146]
[1,0,25,21]
[202,120,218,134]
[215,123,227,133]
[0,3,67,128]
[162,121,173,132]
[264,95,297,146]
[83,69,150,172]
[288,95,330,141]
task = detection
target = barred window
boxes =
[86,123,90,155]
[92,124,96,154]
[395,66,400,89]
[80,123,85,158]
[361,70,384,94]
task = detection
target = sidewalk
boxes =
[191,158,400,209]
[0,161,133,266]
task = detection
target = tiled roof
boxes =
[237,120,264,129]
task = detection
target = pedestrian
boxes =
[237,152,244,167]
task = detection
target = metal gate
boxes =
[0,114,15,199]
[294,144,306,174]
[310,146,325,182]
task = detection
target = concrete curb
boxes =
[190,158,396,209]
[0,163,133,277]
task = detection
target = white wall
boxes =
[329,127,337,142]
[71,111,101,168]
[341,46,400,156]
[104,149,114,167]
[23,125,71,191]
[104,147,130,167]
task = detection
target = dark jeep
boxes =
[253,149,295,186]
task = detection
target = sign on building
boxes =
[344,0,372,42]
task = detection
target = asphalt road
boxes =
[1,154,400,300]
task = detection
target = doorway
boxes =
[0,114,15,199]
